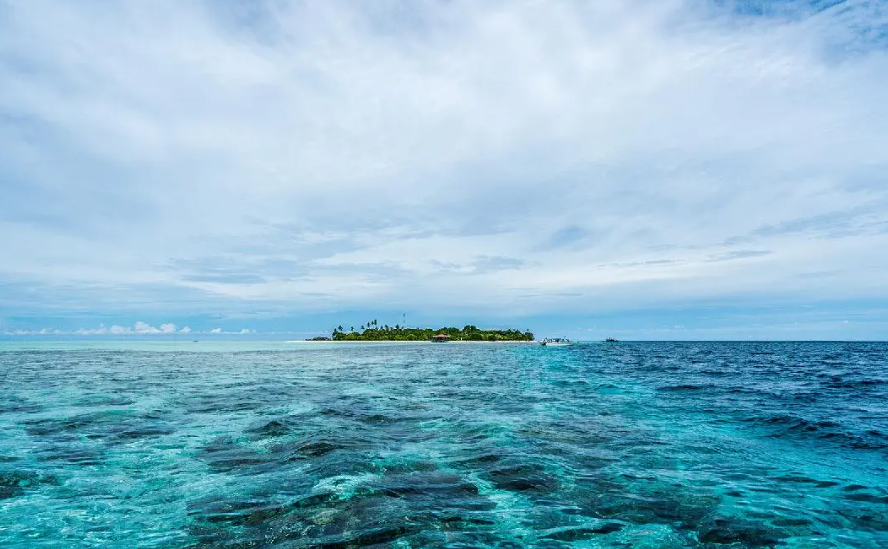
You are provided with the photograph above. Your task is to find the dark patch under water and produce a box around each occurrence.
[0,341,887,548]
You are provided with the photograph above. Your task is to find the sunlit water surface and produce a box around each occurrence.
[1,341,886,548]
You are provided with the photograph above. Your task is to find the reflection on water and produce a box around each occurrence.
[1,342,886,547]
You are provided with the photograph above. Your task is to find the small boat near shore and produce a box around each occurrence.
[540,338,571,347]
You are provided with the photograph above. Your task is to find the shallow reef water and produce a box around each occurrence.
[1,341,886,548]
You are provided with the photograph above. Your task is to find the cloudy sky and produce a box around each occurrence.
[1,0,887,339]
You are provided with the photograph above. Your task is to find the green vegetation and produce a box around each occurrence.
[331,321,533,342]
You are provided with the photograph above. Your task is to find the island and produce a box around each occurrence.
[330,322,534,342]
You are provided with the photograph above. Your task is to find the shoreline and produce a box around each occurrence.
[288,339,538,344]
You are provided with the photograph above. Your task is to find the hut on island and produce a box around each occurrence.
[430,333,451,342]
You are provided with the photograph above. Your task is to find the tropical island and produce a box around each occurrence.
[330,321,534,342]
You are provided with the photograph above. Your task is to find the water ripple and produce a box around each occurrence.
[0,342,886,548]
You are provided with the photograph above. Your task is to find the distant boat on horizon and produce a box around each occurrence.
[603,337,619,343]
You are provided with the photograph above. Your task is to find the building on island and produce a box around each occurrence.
[430,334,451,342]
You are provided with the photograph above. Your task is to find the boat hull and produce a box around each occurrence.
[540,339,571,347]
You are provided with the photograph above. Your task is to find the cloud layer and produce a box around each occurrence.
[3,322,263,336]
[1,1,887,337]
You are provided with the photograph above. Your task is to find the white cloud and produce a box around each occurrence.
[4,322,242,336]
[8,328,60,336]
[0,1,886,325]
[133,321,159,334]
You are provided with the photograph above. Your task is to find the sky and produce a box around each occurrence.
[1,0,887,340]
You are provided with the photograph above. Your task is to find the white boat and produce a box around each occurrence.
[540,338,571,346]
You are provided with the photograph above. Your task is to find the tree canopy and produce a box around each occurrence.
[331,324,533,341]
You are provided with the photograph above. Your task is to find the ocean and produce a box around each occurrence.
[1,341,886,548]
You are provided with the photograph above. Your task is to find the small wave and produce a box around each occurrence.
[843,492,888,504]
[824,378,888,390]
[483,463,558,494]
[246,419,293,438]
[657,384,712,392]
[697,516,786,548]
[542,522,624,541]
[743,414,888,449]
[0,470,62,500]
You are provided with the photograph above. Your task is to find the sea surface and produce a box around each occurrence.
[1,341,887,548]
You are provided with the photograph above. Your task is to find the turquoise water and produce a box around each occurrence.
[1,341,886,548]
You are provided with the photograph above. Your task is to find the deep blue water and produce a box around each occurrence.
[1,341,887,548]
